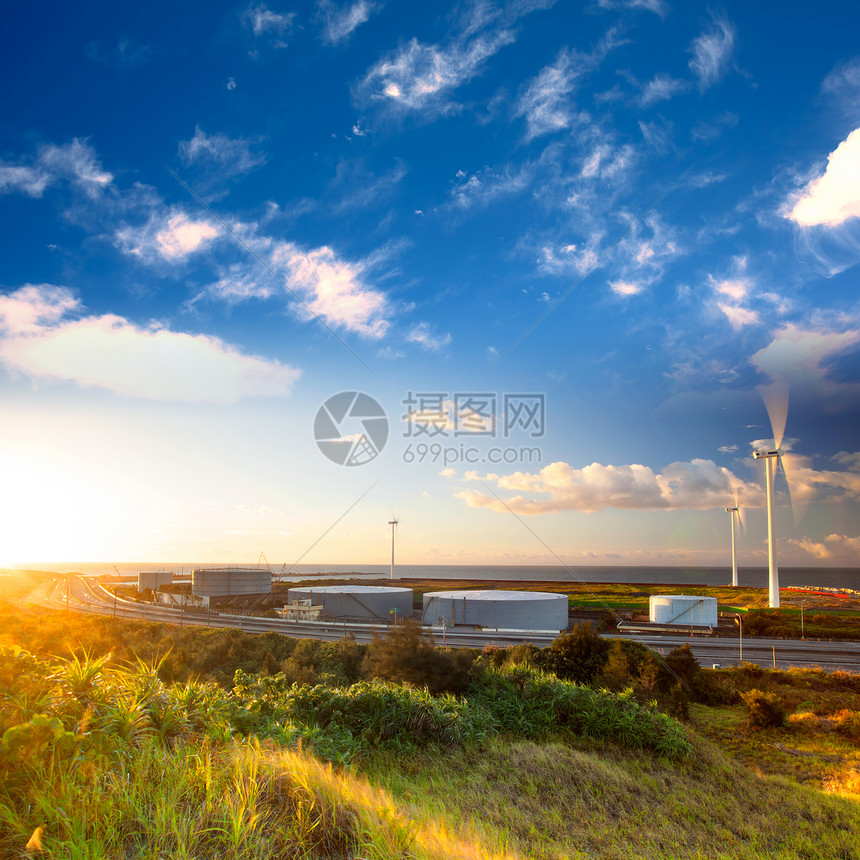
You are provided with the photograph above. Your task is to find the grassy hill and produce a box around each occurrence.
[0,598,858,858]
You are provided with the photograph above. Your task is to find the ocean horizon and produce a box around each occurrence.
[7,562,860,590]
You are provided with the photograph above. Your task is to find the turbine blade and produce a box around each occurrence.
[757,378,789,450]
[732,486,746,533]
[779,452,809,526]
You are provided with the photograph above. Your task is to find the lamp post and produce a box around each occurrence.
[725,506,739,587]
[735,613,743,664]
[800,600,806,639]
[753,449,781,608]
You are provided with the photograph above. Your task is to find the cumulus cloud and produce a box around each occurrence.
[790,533,860,560]
[455,458,761,515]
[787,127,860,227]
[688,16,735,89]
[750,323,860,406]
[178,127,266,179]
[319,0,378,45]
[0,139,112,200]
[115,210,220,262]
[0,285,300,402]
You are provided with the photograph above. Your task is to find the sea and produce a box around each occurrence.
[7,562,860,590]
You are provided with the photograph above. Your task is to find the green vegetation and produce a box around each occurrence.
[1,596,859,858]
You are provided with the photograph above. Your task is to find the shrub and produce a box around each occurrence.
[740,689,787,729]
[833,709,860,741]
[598,640,630,692]
[362,621,476,694]
[539,623,609,685]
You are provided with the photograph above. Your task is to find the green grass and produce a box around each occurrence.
[366,735,860,860]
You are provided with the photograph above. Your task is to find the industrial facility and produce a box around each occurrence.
[286,585,413,622]
[191,568,272,606]
[649,595,718,628]
[138,571,173,592]
[422,590,568,632]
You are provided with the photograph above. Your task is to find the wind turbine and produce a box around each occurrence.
[388,516,399,580]
[754,379,793,609]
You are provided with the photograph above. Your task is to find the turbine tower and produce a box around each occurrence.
[725,506,739,587]
[388,517,398,580]
[753,449,781,608]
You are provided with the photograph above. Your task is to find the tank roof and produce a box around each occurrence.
[290,584,412,594]
[424,590,565,601]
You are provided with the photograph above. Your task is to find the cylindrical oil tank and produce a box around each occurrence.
[649,595,717,626]
[422,590,568,631]
[138,571,173,591]
[192,568,272,597]
[287,585,412,621]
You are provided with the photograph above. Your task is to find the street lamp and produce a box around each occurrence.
[734,613,743,664]
[753,449,781,608]
[725,506,739,587]
[800,599,806,639]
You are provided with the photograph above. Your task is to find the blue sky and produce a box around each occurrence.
[2,0,859,568]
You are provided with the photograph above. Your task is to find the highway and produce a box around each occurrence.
[34,575,860,671]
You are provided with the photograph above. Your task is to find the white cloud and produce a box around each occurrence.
[0,285,300,402]
[178,127,266,178]
[789,535,853,560]
[688,16,735,89]
[596,0,666,15]
[640,73,688,107]
[271,242,391,337]
[359,31,515,111]
[406,321,452,351]
[449,164,532,210]
[455,458,760,515]
[718,303,760,329]
[516,50,580,139]
[115,210,221,262]
[821,59,860,119]
[710,274,751,302]
[788,127,860,227]
[609,280,643,296]
[750,323,860,405]
[319,0,378,45]
[0,139,112,200]
[357,0,555,114]
[244,4,295,36]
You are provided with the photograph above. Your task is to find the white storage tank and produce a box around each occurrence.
[191,568,272,597]
[422,590,568,632]
[649,595,717,627]
[287,585,413,621]
[138,571,173,591]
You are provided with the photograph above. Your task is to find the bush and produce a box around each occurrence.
[740,689,787,729]
[539,623,609,685]
[362,621,477,694]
